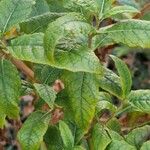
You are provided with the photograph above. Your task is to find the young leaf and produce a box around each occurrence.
[103,5,139,19]
[141,141,150,150]
[18,111,51,150]
[0,59,21,118]
[128,90,150,113]
[99,20,150,48]
[110,55,132,98]
[90,124,111,150]
[106,140,136,150]
[0,0,35,34]
[61,71,99,132]
[125,125,150,149]
[44,13,103,74]
[34,83,56,108]
[99,68,122,99]
[59,120,74,149]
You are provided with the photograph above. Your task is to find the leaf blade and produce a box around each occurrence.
[128,90,150,113]
[59,120,74,149]
[0,59,21,118]
[0,0,35,33]
[110,55,132,98]
[34,83,56,108]
[99,20,150,48]
[18,111,51,150]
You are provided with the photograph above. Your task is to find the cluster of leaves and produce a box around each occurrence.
[0,0,150,149]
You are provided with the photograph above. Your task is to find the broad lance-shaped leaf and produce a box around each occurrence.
[18,111,51,150]
[98,20,150,48]
[59,121,74,149]
[44,126,63,150]
[106,140,136,150]
[125,125,150,149]
[90,124,111,150]
[141,141,150,150]
[103,5,139,19]
[61,71,99,132]
[34,83,56,108]
[128,90,150,113]
[0,0,35,34]
[99,67,122,99]
[20,12,65,34]
[0,59,21,118]
[44,13,103,74]
[110,55,132,98]
[90,123,124,150]
[7,33,49,64]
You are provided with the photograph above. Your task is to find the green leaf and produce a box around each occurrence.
[106,140,136,150]
[20,12,65,33]
[128,90,150,113]
[7,33,49,64]
[117,0,139,9]
[103,5,139,19]
[18,111,51,150]
[0,0,35,34]
[110,55,132,98]
[108,129,123,141]
[99,68,122,99]
[64,0,100,21]
[34,65,62,85]
[140,141,150,150]
[96,100,117,114]
[106,118,121,133]
[46,0,68,12]
[44,13,103,74]
[0,113,6,128]
[92,34,115,49]
[0,59,21,118]
[59,120,74,149]
[125,125,150,149]
[90,124,111,150]
[29,0,49,17]
[61,71,99,132]
[99,20,150,48]
[34,83,57,108]
[97,92,117,114]
[74,146,86,150]
[44,126,63,150]
[98,0,114,19]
